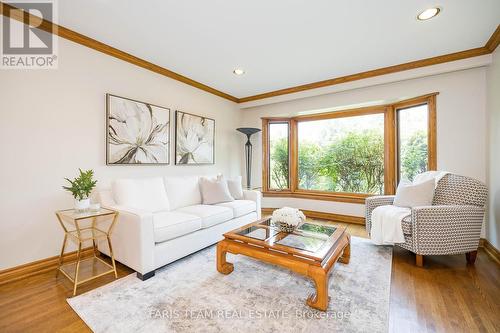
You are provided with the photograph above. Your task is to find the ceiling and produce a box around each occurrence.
[58,0,500,99]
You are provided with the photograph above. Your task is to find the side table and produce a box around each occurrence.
[55,208,119,295]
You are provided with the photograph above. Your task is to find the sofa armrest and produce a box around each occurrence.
[100,205,156,274]
[411,205,485,255]
[243,190,262,219]
[365,195,395,234]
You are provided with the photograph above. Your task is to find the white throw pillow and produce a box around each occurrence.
[112,177,170,212]
[393,179,435,208]
[199,176,234,205]
[413,170,449,187]
[163,176,202,210]
[227,176,244,199]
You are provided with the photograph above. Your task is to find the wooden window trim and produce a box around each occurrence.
[262,93,438,203]
[394,94,438,184]
[384,105,397,195]
[262,118,291,192]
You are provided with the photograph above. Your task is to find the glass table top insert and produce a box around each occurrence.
[235,218,337,253]
[236,225,279,240]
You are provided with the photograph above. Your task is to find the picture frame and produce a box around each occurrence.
[175,110,215,165]
[106,93,170,165]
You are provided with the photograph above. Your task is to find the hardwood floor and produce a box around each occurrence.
[0,222,499,333]
[0,254,131,332]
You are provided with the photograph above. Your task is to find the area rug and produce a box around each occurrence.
[68,237,392,333]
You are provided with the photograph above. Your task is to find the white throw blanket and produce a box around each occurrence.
[370,171,449,245]
[370,206,410,245]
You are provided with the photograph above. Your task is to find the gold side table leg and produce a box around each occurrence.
[91,217,99,258]
[107,236,118,278]
[56,234,68,277]
[73,242,82,296]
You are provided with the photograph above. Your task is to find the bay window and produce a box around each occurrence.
[262,93,437,203]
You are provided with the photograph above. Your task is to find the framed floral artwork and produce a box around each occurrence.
[106,94,170,165]
[175,111,215,165]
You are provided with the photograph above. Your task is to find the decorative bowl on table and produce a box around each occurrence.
[271,207,306,233]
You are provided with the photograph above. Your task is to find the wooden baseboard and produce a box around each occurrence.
[480,238,500,265]
[3,230,496,287]
[0,247,93,286]
[261,208,365,225]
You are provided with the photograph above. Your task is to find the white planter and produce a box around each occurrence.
[74,198,90,211]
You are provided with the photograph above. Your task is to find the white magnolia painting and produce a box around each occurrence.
[106,94,170,165]
[175,111,215,165]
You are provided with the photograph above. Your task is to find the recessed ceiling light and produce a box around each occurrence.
[233,68,245,75]
[417,7,441,21]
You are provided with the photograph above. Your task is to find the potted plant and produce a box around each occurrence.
[63,169,97,211]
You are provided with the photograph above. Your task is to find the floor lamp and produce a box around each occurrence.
[237,127,261,189]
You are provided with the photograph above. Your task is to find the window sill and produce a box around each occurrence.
[262,190,371,204]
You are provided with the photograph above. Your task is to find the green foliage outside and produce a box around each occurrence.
[63,169,97,200]
[269,130,428,194]
[320,130,384,193]
[400,131,428,181]
[270,138,289,189]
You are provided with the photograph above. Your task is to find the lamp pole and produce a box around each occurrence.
[236,128,261,189]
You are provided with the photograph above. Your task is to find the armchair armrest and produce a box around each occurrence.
[365,195,395,233]
[411,205,485,255]
[243,190,262,219]
[99,205,155,274]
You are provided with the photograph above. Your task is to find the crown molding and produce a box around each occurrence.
[485,24,500,53]
[239,24,499,103]
[1,3,498,105]
[239,54,492,108]
[0,2,239,102]
[238,47,491,103]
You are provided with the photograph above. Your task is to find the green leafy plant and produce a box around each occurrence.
[62,169,97,200]
[270,130,385,194]
[401,131,428,181]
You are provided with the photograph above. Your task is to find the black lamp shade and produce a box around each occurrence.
[237,127,261,137]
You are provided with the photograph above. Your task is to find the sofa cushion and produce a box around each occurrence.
[216,200,256,218]
[176,205,233,228]
[153,211,202,243]
[164,176,202,210]
[112,177,170,212]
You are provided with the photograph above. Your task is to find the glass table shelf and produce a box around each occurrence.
[59,256,115,284]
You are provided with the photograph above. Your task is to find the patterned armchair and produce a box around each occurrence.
[365,173,488,266]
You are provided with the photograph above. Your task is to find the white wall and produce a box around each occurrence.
[0,24,495,271]
[486,48,500,249]
[241,68,488,218]
[0,37,242,270]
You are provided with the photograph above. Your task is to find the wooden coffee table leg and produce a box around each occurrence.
[306,266,328,311]
[216,240,234,275]
[339,235,351,264]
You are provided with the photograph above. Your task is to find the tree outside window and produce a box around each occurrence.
[264,95,435,199]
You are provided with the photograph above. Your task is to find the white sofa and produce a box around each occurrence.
[97,175,261,280]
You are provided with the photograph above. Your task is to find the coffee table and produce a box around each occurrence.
[217,218,350,311]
